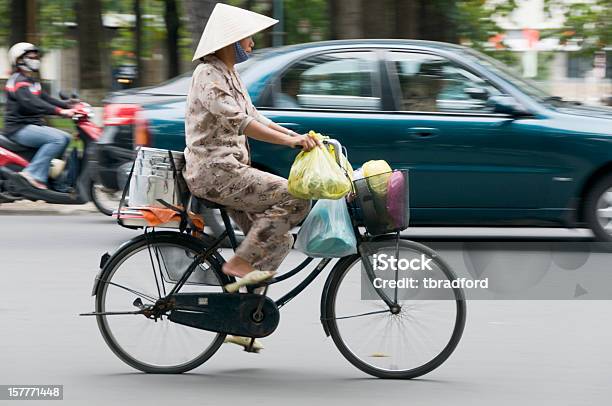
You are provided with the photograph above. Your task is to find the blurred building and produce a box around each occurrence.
[494,0,611,105]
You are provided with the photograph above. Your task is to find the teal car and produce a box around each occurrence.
[127,40,612,240]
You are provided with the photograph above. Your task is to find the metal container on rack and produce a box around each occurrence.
[128,147,185,208]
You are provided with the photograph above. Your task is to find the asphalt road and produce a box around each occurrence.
[0,214,610,406]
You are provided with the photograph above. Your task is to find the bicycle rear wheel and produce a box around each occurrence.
[95,231,229,373]
[326,239,466,379]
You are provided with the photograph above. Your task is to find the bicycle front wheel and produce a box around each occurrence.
[326,239,466,379]
[95,231,229,374]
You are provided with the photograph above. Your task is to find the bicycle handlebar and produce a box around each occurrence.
[322,138,343,166]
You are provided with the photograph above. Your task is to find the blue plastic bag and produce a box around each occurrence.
[295,198,357,258]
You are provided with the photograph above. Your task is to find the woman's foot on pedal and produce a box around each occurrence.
[223,270,275,293]
[224,335,264,353]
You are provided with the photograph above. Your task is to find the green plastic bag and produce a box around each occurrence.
[295,198,357,258]
[288,132,352,200]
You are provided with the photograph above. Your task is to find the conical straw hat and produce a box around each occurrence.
[192,3,278,61]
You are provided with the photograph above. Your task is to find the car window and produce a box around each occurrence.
[463,48,552,101]
[274,51,380,111]
[387,51,503,113]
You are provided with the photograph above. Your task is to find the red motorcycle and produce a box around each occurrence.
[0,92,102,205]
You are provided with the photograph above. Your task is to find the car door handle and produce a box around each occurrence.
[406,127,439,138]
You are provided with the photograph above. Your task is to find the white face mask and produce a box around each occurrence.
[21,57,41,72]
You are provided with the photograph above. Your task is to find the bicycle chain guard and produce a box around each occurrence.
[168,292,280,338]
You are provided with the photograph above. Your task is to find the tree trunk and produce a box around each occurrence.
[134,0,143,86]
[362,0,394,38]
[328,0,338,40]
[258,0,273,48]
[181,0,220,53]
[164,0,181,78]
[75,0,106,104]
[330,0,363,39]
[9,0,28,45]
[418,0,457,42]
[394,0,419,38]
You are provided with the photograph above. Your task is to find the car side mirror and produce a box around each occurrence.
[465,87,489,100]
[487,95,531,117]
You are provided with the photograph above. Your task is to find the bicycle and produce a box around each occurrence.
[82,139,466,379]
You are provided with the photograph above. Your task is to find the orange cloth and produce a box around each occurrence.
[141,207,204,230]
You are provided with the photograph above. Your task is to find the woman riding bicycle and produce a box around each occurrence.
[184,5,320,296]
[92,5,467,368]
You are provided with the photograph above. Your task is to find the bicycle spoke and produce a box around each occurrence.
[333,309,390,320]
[394,232,400,304]
[152,243,168,297]
[144,229,163,299]
[102,280,157,303]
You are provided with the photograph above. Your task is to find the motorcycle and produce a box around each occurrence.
[0,92,102,205]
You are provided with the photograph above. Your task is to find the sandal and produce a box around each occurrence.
[19,172,48,190]
[224,335,264,353]
[223,270,275,293]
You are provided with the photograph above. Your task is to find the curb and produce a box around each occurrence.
[0,200,100,215]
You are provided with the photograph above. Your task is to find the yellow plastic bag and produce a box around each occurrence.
[288,131,352,200]
[363,160,392,195]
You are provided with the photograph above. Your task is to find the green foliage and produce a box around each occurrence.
[104,0,177,67]
[283,0,329,44]
[454,0,517,64]
[0,0,77,49]
[0,0,8,46]
[227,0,329,47]
[0,0,187,67]
[553,0,611,54]
[38,0,76,49]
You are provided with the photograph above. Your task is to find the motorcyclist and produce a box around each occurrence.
[3,42,76,190]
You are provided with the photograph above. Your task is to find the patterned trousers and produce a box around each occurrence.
[200,166,310,272]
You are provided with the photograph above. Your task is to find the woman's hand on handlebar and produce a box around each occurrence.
[289,133,322,151]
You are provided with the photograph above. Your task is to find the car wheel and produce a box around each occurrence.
[584,174,612,242]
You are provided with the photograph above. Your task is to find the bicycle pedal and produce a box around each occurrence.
[247,282,273,295]
[224,335,264,353]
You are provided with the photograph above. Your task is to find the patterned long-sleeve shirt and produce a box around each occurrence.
[183,54,272,196]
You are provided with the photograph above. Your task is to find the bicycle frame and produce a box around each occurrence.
[165,201,396,311]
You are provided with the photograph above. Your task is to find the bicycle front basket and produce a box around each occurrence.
[353,169,409,236]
